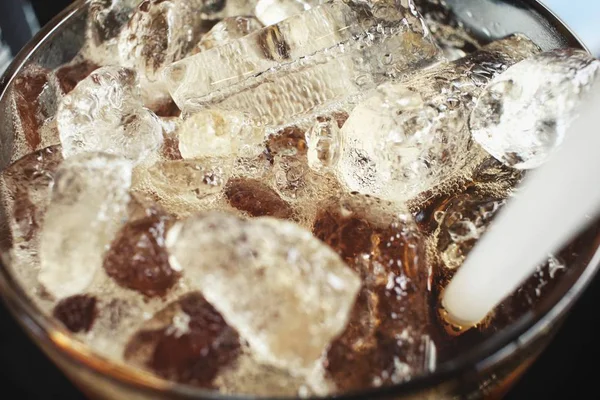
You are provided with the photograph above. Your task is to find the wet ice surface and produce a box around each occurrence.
[56,66,163,163]
[166,212,361,375]
[164,0,441,126]
[471,49,600,169]
[337,34,540,202]
[38,153,133,299]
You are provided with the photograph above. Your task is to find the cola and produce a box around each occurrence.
[1,0,599,397]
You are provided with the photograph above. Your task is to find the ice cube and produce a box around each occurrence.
[337,34,540,202]
[118,0,208,83]
[1,145,63,243]
[195,16,263,53]
[87,0,141,49]
[124,291,241,387]
[132,158,231,216]
[38,153,133,299]
[470,48,600,169]
[306,117,342,173]
[255,0,323,26]
[10,65,54,152]
[311,194,434,390]
[166,212,361,374]
[163,0,441,126]
[266,126,333,202]
[148,159,230,198]
[56,66,163,163]
[103,211,179,297]
[177,109,264,160]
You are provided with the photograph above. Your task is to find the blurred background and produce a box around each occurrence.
[0,0,599,399]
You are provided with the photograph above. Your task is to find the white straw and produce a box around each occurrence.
[442,85,600,327]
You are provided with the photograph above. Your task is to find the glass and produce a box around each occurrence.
[0,1,597,399]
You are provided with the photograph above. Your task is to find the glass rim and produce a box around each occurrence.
[0,0,596,399]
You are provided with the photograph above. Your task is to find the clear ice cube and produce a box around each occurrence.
[1,145,63,243]
[195,16,263,53]
[337,34,540,202]
[38,153,133,299]
[265,125,340,204]
[255,0,323,26]
[118,0,206,83]
[166,212,361,374]
[87,0,141,49]
[470,48,600,169]
[163,0,441,126]
[177,109,264,160]
[56,66,164,163]
[132,158,231,216]
[306,118,342,173]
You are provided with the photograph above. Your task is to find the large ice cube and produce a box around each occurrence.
[470,48,600,169]
[38,153,133,299]
[118,0,206,83]
[337,34,540,202]
[166,212,361,374]
[163,0,441,126]
[56,66,163,163]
